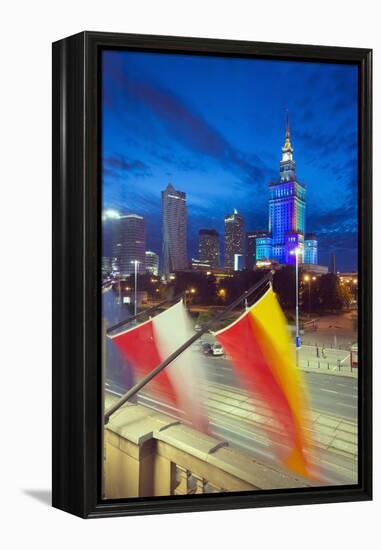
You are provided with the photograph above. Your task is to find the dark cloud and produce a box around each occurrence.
[103,155,152,177]
[105,61,271,187]
[102,53,358,271]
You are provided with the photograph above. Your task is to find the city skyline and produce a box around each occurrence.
[102,50,358,271]
[102,124,318,273]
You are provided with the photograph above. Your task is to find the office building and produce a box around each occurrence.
[199,229,220,268]
[145,251,159,276]
[161,183,188,275]
[224,209,244,270]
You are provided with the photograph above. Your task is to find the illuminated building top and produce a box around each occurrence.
[269,113,306,265]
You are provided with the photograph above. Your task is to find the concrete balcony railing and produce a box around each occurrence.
[103,393,309,499]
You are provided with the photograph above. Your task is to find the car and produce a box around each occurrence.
[211,343,224,356]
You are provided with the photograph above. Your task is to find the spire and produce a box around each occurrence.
[285,109,290,140]
[282,110,293,156]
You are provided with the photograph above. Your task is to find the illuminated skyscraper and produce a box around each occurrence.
[199,229,220,268]
[304,233,318,265]
[102,209,122,273]
[224,209,244,270]
[162,183,188,275]
[145,250,159,276]
[269,113,306,264]
[118,214,146,275]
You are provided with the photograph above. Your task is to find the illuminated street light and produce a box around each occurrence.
[304,274,314,317]
[131,260,140,317]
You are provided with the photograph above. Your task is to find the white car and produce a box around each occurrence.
[211,343,224,356]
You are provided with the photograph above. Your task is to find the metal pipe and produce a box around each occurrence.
[104,272,272,424]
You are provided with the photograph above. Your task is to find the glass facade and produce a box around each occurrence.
[269,118,306,264]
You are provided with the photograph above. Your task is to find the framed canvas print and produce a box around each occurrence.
[52,32,372,518]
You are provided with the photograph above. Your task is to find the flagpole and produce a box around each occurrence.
[104,271,272,424]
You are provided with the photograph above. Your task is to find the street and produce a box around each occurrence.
[106,351,358,486]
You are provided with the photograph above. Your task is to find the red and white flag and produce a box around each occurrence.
[109,300,208,432]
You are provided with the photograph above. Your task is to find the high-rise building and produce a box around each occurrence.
[304,233,318,265]
[102,209,122,273]
[102,256,112,276]
[256,234,273,261]
[246,231,268,269]
[145,250,159,276]
[199,229,220,268]
[118,214,146,275]
[161,183,188,275]
[269,114,306,264]
[224,209,244,270]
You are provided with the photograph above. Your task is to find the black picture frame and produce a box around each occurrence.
[52,31,372,519]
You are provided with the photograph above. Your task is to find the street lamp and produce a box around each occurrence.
[304,274,311,318]
[131,260,140,317]
[291,247,303,352]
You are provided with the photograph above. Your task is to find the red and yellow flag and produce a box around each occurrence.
[215,287,314,479]
[109,300,209,432]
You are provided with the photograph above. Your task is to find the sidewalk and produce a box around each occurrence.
[297,362,358,378]
[298,344,357,378]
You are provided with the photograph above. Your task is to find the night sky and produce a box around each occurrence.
[102,50,358,271]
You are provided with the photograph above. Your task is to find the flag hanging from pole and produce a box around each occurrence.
[214,286,315,479]
[109,300,208,432]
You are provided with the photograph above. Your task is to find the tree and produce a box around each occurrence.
[316,273,346,312]
[273,266,296,310]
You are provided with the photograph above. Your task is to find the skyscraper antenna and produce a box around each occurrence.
[286,109,290,139]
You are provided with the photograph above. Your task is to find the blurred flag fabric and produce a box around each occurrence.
[215,287,315,479]
[109,300,208,432]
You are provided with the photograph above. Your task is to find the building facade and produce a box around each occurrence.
[199,229,220,268]
[269,114,306,264]
[118,214,146,275]
[145,250,159,276]
[102,210,123,274]
[246,231,268,269]
[304,233,318,265]
[191,258,212,271]
[161,183,188,276]
[224,209,244,270]
[256,234,272,261]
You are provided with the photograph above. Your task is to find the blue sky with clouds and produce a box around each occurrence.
[102,50,358,271]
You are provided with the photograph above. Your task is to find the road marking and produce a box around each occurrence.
[337,402,357,409]
[320,389,338,394]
